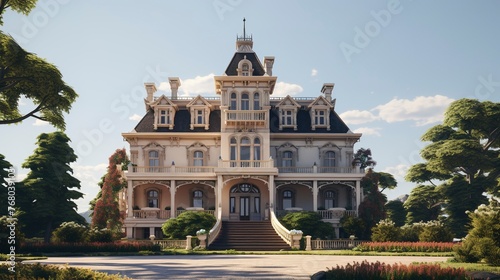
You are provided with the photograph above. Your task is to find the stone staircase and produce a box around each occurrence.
[209,221,290,251]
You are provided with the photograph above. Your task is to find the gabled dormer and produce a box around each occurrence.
[150,95,178,130]
[308,96,334,131]
[186,95,213,130]
[276,95,301,131]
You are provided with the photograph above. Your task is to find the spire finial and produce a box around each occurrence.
[243,17,246,39]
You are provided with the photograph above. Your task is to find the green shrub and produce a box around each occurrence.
[340,216,365,239]
[280,211,334,239]
[162,211,216,239]
[370,219,400,242]
[0,262,131,279]
[19,241,160,253]
[400,223,423,242]
[418,220,453,242]
[86,228,115,243]
[51,222,88,243]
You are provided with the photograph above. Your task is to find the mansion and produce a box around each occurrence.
[120,27,365,245]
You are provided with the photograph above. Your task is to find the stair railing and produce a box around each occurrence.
[208,206,222,246]
[270,210,292,246]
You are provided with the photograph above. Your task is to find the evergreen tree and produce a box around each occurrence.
[385,200,406,227]
[404,185,442,224]
[19,132,85,242]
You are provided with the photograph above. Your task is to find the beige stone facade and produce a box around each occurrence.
[120,31,365,240]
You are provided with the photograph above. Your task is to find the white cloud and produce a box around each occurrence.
[382,164,410,180]
[339,110,379,125]
[353,127,382,137]
[33,119,49,126]
[374,95,455,126]
[272,81,303,97]
[71,163,107,212]
[159,73,216,97]
[129,114,142,121]
[311,68,318,77]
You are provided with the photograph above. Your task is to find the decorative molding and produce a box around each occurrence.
[169,137,180,147]
[132,180,170,187]
[318,181,355,189]
[176,180,216,189]
[275,181,313,190]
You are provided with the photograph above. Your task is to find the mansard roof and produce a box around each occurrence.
[134,109,221,133]
[269,108,350,133]
[224,52,266,76]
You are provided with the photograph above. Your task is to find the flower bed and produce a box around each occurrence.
[19,241,161,254]
[355,242,456,252]
[324,261,469,280]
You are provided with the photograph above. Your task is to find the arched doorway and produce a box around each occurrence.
[229,183,261,221]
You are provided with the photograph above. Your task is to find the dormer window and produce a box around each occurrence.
[151,95,177,130]
[187,95,212,130]
[276,96,300,131]
[242,63,249,76]
[308,96,333,131]
[159,109,169,124]
[314,110,326,126]
[237,57,253,76]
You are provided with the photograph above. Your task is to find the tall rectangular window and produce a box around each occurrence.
[196,110,203,124]
[315,110,325,125]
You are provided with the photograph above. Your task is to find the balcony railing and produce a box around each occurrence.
[275,209,357,219]
[218,159,274,168]
[132,209,215,219]
[224,110,268,126]
[277,166,358,174]
[129,166,215,174]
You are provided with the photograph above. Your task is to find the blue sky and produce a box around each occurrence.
[2,1,500,212]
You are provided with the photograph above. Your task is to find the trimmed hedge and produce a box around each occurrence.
[0,263,131,279]
[19,242,160,254]
[355,242,456,252]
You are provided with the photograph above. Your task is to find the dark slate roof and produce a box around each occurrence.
[134,109,221,133]
[224,52,266,76]
[269,108,350,133]
[134,108,350,134]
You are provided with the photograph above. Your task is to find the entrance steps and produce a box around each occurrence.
[209,221,290,251]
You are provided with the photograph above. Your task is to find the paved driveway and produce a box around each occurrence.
[27,255,449,279]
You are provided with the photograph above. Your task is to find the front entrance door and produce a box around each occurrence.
[240,197,250,220]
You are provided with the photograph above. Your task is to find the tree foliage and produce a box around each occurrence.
[371,219,401,242]
[404,185,442,224]
[91,149,128,233]
[280,211,335,239]
[0,154,13,216]
[353,148,376,169]
[0,0,37,25]
[18,132,85,242]
[385,200,406,227]
[406,99,500,236]
[161,211,216,239]
[0,31,78,129]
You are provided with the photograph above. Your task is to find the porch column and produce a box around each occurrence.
[217,175,223,218]
[355,180,361,214]
[313,180,318,211]
[127,180,133,218]
[126,227,133,239]
[269,175,275,211]
[170,180,176,218]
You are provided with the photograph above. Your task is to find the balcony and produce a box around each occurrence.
[218,159,274,168]
[224,109,268,127]
[277,166,361,174]
[132,209,215,219]
[129,166,215,174]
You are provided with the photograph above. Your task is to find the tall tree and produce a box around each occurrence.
[0,31,78,129]
[19,132,85,242]
[0,0,37,25]
[406,99,500,236]
[385,199,406,227]
[91,149,128,233]
[404,185,442,224]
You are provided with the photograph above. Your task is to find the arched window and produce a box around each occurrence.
[147,190,159,208]
[240,137,251,166]
[282,151,293,167]
[283,190,293,209]
[324,151,336,167]
[230,92,237,109]
[254,138,261,161]
[230,137,237,164]
[241,93,249,110]
[253,92,260,110]
[242,63,249,76]
[148,150,160,172]
[193,190,203,208]
[193,151,203,166]
[324,190,336,209]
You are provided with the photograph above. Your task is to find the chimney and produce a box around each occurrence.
[144,82,157,103]
[321,83,335,102]
[264,56,275,76]
[168,77,181,100]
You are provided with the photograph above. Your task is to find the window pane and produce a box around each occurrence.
[254,92,260,110]
[254,197,260,213]
[230,197,235,213]
[241,93,249,110]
